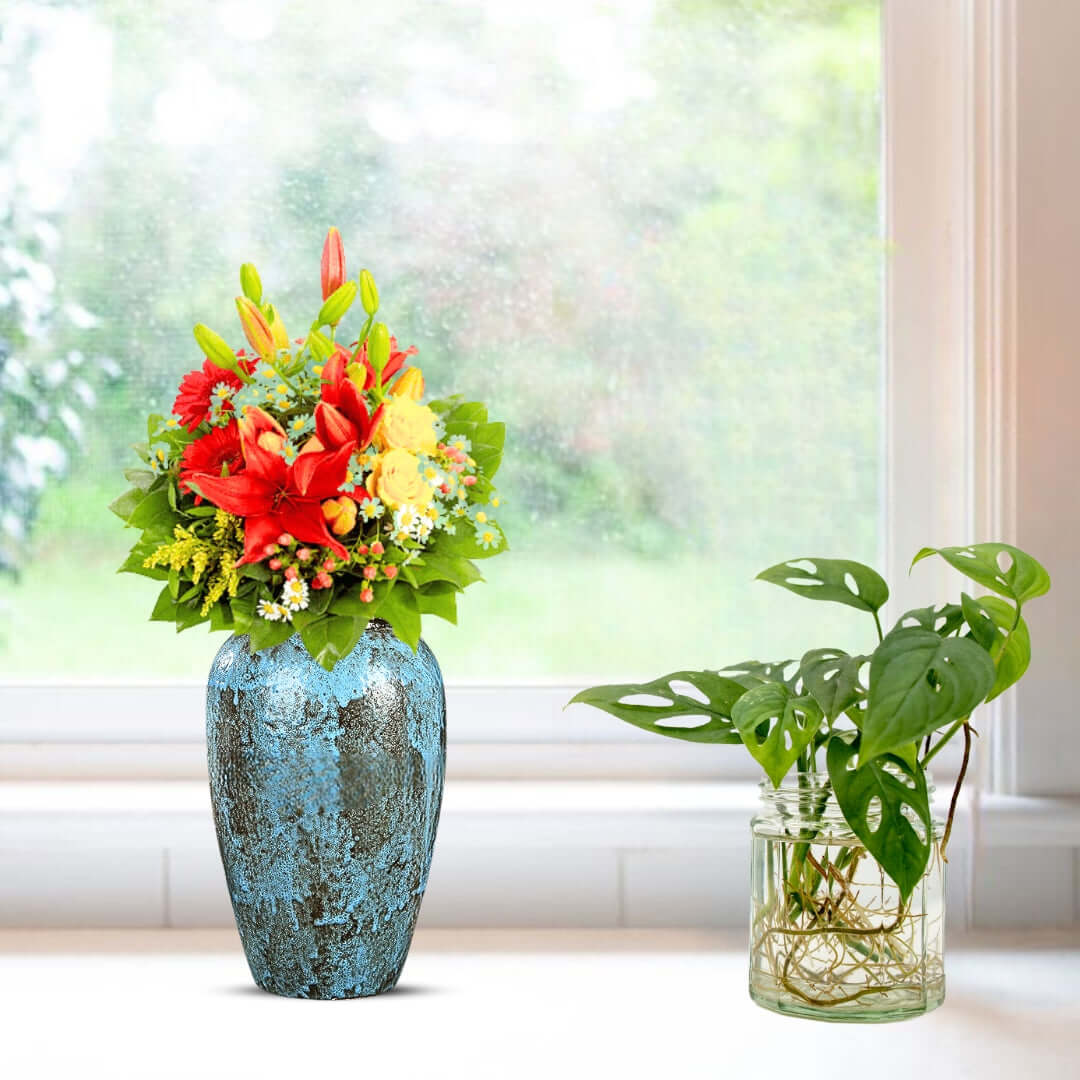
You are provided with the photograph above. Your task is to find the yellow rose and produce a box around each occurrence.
[366,449,433,509]
[375,397,438,453]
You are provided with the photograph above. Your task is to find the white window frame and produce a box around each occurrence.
[0,0,1064,794]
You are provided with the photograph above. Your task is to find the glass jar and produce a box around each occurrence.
[749,774,945,1023]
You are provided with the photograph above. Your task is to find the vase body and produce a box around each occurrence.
[205,621,446,999]
[749,777,945,1023]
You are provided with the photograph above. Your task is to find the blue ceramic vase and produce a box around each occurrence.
[205,620,446,999]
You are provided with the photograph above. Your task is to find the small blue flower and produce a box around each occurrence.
[359,496,384,522]
[474,523,500,551]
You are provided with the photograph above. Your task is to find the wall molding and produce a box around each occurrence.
[1,780,1077,931]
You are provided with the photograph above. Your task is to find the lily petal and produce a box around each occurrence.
[290,441,355,499]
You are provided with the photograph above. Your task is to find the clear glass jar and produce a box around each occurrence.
[749,774,945,1023]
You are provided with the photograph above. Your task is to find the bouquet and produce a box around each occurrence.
[111,228,507,669]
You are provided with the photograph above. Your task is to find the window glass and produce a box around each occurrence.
[0,0,881,679]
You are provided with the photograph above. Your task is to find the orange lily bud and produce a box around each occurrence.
[235,297,274,358]
[265,304,289,351]
[390,366,424,400]
[320,227,346,301]
[321,495,358,536]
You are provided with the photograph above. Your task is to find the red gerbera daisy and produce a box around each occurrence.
[179,422,244,500]
[171,352,256,431]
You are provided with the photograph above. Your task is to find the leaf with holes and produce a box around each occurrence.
[756,557,888,614]
[731,682,824,787]
[912,543,1051,607]
[893,603,965,638]
[799,648,866,721]
[960,592,1000,651]
[963,594,1031,702]
[567,671,747,744]
[720,659,800,690]
[827,733,933,901]
[860,628,995,763]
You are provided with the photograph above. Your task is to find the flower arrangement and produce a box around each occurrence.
[571,544,1049,1018]
[111,228,507,669]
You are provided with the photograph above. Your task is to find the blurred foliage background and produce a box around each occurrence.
[0,0,882,678]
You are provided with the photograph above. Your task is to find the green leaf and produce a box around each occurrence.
[965,594,1031,702]
[127,488,173,532]
[427,394,463,416]
[893,603,965,637]
[470,421,506,478]
[230,590,256,632]
[150,586,179,622]
[208,602,234,632]
[378,585,422,651]
[416,583,458,625]
[720,659,800,690]
[860,628,996,763]
[407,549,483,589]
[568,670,747,745]
[330,582,383,617]
[960,592,999,650]
[799,648,866,721]
[248,616,295,652]
[440,520,507,560]
[731,683,824,786]
[124,468,157,491]
[827,734,933,901]
[756,557,888,614]
[299,614,369,670]
[912,543,1050,607]
[109,488,145,522]
[446,401,488,425]
[117,538,168,580]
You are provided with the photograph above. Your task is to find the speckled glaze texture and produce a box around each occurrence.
[205,620,446,999]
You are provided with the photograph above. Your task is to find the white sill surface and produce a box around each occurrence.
[2,929,1078,1079]
[3,778,1080,848]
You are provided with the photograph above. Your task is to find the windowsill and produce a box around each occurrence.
[3,778,1080,849]
[3,780,1078,932]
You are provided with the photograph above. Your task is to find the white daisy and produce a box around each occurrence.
[257,599,288,622]
[280,578,310,612]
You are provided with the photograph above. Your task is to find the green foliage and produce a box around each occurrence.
[731,682,824,787]
[859,629,995,764]
[827,734,932,901]
[567,671,746,745]
[798,647,865,721]
[572,539,1049,898]
[912,543,1051,607]
[756,557,888,615]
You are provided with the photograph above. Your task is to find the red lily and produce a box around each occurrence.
[319,346,384,448]
[187,407,355,564]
